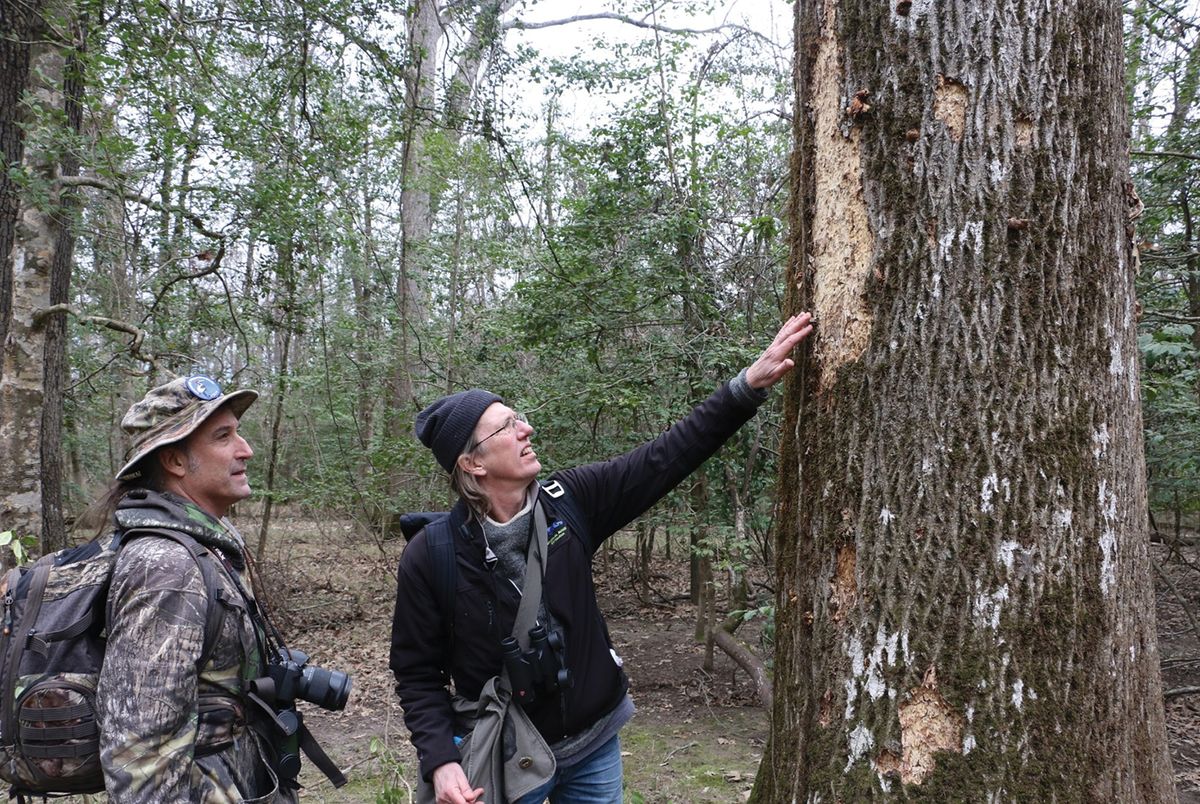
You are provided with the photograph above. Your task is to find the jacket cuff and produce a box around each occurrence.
[729,367,769,408]
[420,745,464,783]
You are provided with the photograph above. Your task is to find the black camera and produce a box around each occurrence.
[500,623,573,706]
[256,648,352,712]
[251,649,353,783]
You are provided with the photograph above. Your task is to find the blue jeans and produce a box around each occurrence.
[512,735,623,804]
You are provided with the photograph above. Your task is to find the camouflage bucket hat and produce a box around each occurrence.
[115,376,257,481]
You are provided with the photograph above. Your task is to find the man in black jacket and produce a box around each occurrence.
[390,313,813,804]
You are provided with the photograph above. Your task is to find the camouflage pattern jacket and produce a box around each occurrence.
[96,489,291,803]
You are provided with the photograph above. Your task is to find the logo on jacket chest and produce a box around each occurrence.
[547,518,568,547]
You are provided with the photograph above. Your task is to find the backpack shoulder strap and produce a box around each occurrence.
[540,478,584,539]
[420,517,458,646]
[119,528,228,671]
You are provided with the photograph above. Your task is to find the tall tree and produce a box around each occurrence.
[757,0,1176,799]
[0,0,83,551]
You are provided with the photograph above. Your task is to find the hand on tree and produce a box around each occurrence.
[745,312,815,389]
[433,762,484,804]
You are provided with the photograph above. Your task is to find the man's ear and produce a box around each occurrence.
[457,453,485,477]
[158,446,188,479]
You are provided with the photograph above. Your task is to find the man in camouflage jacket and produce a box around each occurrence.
[95,376,294,803]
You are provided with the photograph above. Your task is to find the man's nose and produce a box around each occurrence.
[236,434,254,459]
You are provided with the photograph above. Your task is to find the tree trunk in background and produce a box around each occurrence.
[0,1,33,369]
[756,0,1176,800]
[257,243,296,562]
[382,0,519,533]
[0,2,81,551]
[380,0,440,537]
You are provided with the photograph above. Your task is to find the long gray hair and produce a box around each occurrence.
[449,433,491,518]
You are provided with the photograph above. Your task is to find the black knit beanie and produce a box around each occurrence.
[415,389,503,472]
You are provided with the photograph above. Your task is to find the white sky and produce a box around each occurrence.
[501,0,794,135]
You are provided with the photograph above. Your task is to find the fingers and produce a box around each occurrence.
[433,763,483,804]
[745,312,814,389]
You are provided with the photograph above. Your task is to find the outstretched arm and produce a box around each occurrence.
[556,311,816,546]
[745,312,814,389]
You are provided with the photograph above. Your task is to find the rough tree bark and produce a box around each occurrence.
[755,0,1177,800]
[0,1,81,551]
[0,0,33,369]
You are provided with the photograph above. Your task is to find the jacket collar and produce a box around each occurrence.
[113,488,247,570]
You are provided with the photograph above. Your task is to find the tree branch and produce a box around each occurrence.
[711,629,773,711]
[54,174,227,239]
[1133,149,1200,162]
[33,304,145,347]
[506,12,777,47]
[31,304,158,373]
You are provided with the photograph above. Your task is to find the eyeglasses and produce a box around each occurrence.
[185,375,223,401]
[477,412,528,447]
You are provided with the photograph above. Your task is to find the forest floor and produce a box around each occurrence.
[248,511,1200,803]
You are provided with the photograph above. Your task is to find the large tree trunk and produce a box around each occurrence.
[0,0,34,370]
[0,2,81,550]
[757,0,1176,800]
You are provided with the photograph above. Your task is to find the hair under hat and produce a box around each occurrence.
[415,389,503,472]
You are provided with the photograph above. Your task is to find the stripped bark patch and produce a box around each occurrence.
[830,544,857,624]
[933,75,968,142]
[818,687,834,727]
[875,747,902,779]
[898,667,963,785]
[1015,116,1034,149]
[811,0,873,377]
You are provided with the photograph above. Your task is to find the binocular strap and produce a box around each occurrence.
[511,501,550,652]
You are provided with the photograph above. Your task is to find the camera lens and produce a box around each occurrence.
[297,665,353,711]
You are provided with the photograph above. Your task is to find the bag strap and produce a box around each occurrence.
[422,518,458,648]
[512,502,548,648]
[119,528,228,671]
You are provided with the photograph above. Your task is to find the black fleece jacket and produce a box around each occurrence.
[389,380,762,782]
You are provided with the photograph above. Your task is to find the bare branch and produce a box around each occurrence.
[1133,149,1200,161]
[506,12,776,47]
[54,174,227,239]
[1164,686,1200,700]
[145,242,228,319]
[1141,0,1200,34]
[1153,561,1200,655]
[32,304,158,373]
[33,304,145,346]
[711,629,773,710]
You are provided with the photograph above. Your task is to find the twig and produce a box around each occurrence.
[1164,686,1200,701]
[661,741,698,766]
[506,12,776,48]
[1153,561,1200,649]
[1132,149,1200,162]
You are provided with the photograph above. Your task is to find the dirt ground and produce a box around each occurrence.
[1155,539,1200,804]
[255,513,1200,802]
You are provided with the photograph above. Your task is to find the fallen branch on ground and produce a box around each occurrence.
[711,629,773,712]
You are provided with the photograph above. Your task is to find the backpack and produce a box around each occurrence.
[0,528,225,797]
[398,480,582,640]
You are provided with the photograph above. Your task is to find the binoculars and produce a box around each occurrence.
[500,624,573,706]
